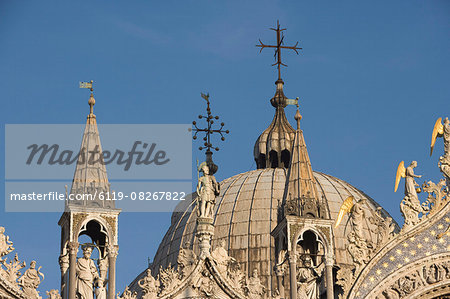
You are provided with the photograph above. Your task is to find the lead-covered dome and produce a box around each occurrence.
[149,168,399,294]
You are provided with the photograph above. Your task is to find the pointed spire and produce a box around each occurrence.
[69,93,114,209]
[283,108,322,218]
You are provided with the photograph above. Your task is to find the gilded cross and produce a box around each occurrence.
[256,20,302,80]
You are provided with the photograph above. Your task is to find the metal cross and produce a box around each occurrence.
[192,93,229,152]
[256,20,302,81]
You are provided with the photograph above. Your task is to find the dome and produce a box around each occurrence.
[148,168,399,295]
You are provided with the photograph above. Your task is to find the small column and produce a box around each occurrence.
[288,252,297,299]
[325,253,334,299]
[107,245,119,299]
[196,217,214,258]
[59,253,69,299]
[68,241,79,299]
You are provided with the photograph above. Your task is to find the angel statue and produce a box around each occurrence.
[430,117,450,181]
[335,196,367,242]
[395,161,424,227]
[196,162,220,218]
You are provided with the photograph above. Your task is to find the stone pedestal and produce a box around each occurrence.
[196,217,214,257]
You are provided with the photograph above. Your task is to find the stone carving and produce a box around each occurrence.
[422,179,448,216]
[76,245,99,299]
[177,242,196,278]
[58,253,69,275]
[0,227,14,258]
[1,253,26,283]
[227,259,245,291]
[296,256,322,299]
[245,269,265,299]
[119,286,137,299]
[138,269,160,298]
[211,239,235,275]
[430,117,450,182]
[336,266,354,299]
[95,277,107,299]
[396,161,425,229]
[376,262,450,298]
[347,232,371,275]
[193,269,216,296]
[196,162,220,218]
[46,289,62,299]
[368,207,396,249]
[158,264,180,295]
[18,260,44,299]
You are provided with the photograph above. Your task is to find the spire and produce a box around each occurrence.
[283,107,322,218]
[68,91,114,209]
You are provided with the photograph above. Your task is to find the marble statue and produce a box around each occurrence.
[347,232,370,274]
[76,245,99,299]
[18,260,44,299]
[196,162,220,218]
[138,269,160,298]
[431,117,450,182]
[350,198,366,242]
[0,227,14,258]
[296,257,321,299]
[211,239,235,275]
[395,161,424,228]
[245,269,265,299]
[368,207,396,248]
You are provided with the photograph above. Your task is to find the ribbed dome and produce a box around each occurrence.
[148,168,399,295]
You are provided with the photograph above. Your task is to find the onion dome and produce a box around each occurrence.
[254,80,295,169]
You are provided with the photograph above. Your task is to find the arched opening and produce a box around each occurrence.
[269,150,279,168]
[78,220,108,257]
[256,153,266,169]
[281,149,290,168]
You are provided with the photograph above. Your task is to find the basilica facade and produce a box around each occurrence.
[1,35,450,299]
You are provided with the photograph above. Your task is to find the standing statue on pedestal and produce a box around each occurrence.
[76,245,99,299]
[196,162,220,218]
[395,161,424,228]
[431,117,450,183]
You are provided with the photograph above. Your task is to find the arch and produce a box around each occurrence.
[280,149,290,168]
[292,226,332,257]
[269,150,279,168]
[76,218,112,257]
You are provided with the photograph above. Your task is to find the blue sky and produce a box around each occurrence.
[1,0,449,294]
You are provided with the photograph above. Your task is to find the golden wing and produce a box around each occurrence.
[394,161,406,192]
[430,117,444,156]
[334,196,354,228]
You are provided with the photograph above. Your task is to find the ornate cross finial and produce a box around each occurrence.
[192,93,229,152]
[192,93,229,174]
[256,20,302,81]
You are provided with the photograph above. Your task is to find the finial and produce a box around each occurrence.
[295,105,302,130]
[80,80,95,115]
[192,92,229,174]
[256,20,302,81]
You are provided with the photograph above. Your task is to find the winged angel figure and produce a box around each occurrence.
[430,117,450,181]
[395,161,425,227]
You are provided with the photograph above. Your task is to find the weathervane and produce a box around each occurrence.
[79,80,95,115]
[256,20,302,81]
[192,92,229,174]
